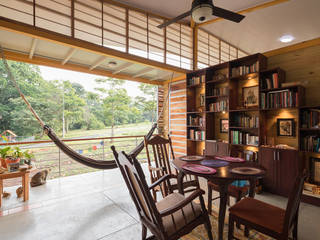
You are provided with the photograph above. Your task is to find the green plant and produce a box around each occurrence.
[23,150,34,160]
[0,146,11,159]
[6,147,24,159]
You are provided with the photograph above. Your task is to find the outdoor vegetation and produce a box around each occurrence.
[0,60,158,181]
[0,60,157,139]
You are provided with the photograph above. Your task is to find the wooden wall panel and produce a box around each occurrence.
[169,79,187,156]
[268,45,320,106]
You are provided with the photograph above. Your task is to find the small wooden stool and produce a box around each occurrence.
[0,170,30,207]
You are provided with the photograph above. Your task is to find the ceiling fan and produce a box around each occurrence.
[158,0,245,29]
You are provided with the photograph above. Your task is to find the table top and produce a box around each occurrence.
[0,169,31,179]
[172,156,266,180]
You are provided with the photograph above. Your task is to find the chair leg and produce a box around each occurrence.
[228,214,235,240]
[142,224,147,240]
[204,214,214,240]
[293,215,298,240]
[207,183,212,215]
[235,196,241,229]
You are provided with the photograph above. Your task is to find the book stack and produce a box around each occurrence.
[189,129,205,140]
[231,61,259,77]
[261,73,280,90]
[208,100,228,112]
[231,130,259,146]
[260,89,299,109]
[301,136,320,152]
[207,87,228,97]
[187,75,205,86]
[301,109,320,128]
[188,115,204,126]
[233,114,259,128]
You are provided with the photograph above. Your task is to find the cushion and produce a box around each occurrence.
[229,197,286,234]
[156,192,202,236]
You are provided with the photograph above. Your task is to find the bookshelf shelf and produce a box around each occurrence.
[260,85,302,93]
[187,83,205,88]
[229,127,258,130]
[187,139,205,142]
[206,95,228,99]
[300,128,320,131]
[187,125,205,128]
[229,108,259,112]
[230,72,259,81]
[231,143,259,147]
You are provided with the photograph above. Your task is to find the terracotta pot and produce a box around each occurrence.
[0,157,7,168]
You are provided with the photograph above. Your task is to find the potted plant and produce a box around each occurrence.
[22,150,34,166]
[0,146,11,168]
[6,147,23,172]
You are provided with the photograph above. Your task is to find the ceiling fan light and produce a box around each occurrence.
[192,4,213,23]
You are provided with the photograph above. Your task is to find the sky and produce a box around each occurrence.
[39,66,146,98]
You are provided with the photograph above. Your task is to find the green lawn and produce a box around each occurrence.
[59,122,154,139]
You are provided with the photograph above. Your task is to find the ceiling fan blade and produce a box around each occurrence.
[212,6,245,23]
[158,10,192,29]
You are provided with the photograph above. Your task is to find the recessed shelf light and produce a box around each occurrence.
[279,35,295,43]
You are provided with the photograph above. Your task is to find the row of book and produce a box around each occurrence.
[301,136,320,152]
[231,61,259,77]
[208,100,228,112]
[260,90,299,109]
[189,130,205,141]
[232,115,259,128]
[261,73,280,90]
[188,116,204,126]
[301,109,320,129]
[187,75,205,86]
[207,87,228,97]
[230,130,259,146]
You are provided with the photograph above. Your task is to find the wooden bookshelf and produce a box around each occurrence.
[185,52,320,205]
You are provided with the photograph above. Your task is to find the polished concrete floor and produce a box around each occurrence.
[0,165,319,240]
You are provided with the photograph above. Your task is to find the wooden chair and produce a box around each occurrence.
[111,146,213,240]
[207,146,250,215]
[144,134,199,200]
[228,171,307,240]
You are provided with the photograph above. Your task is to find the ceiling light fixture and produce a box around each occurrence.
[191,0,213,23]
[279,35,295,43]
[107,61,117,68]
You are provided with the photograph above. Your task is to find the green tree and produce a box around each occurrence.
[0,61,62,136]
[62,80,85,132]
[95,77,131,139]
[137,83,158,122]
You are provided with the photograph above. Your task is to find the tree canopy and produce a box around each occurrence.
[0,61,158,138]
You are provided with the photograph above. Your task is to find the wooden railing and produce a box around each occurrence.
[0,135,149,179]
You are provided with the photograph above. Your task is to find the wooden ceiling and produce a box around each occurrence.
[120,0,320,54]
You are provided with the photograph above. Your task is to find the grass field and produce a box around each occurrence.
[63,122,154,139]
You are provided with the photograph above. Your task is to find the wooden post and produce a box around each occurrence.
[22,172,30,201]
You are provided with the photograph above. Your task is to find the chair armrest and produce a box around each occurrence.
[148,174,176,190]
[159,189,205,217]
[148,166,165,172]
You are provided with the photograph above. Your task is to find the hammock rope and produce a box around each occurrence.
[0,45,171,169]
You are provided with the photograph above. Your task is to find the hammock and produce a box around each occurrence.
[0,46,166,170]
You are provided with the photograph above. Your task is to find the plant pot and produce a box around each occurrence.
[6,157,20,172]
[0,157,7,168]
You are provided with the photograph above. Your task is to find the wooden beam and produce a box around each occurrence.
[29,38,38,59]
[133,67,154,78]
[112,62,134,74]
[62,48,76,65]
[90,56,107,70]
[0,17,187,74]
[1,49,162,85]
[264,37,320,57]
[197,0,290,27]
[151,72,173,81]
[164,74,186,84]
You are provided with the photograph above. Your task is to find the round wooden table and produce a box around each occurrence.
[172,156,266,240]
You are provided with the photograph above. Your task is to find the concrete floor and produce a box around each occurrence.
[0,165,319,240]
